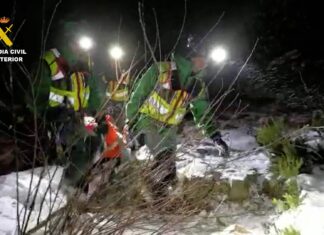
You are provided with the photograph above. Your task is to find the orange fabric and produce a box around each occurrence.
[102,115,122,159]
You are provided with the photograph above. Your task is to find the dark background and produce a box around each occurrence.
[1,0,324,175]
[1,0,324,109]
[1,0,323,66]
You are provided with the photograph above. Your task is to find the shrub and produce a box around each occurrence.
[271,142,304,212]
[272,141,303,178]
[180,179,229,213]
[279,226,301,235]
[272,179,304,212]
[256,119,284,150]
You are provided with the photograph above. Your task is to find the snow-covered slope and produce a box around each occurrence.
[270,166,324,235]
[176,147,270,181]
[1,125,323,235]
[137,126,270,182]
[0,166,66,234]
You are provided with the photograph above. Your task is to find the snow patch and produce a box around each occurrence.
[271,166,324,235]
[176,150,270,181]
[135,127,270,182]
[135,145,153,161]
[0,166,66,234]
[222,127,258,151]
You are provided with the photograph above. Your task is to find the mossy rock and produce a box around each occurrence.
[228,180,250,202]
[256,118,285,151]
[262,178,285,198]
[181,178,230,211]
[182,177,256,204]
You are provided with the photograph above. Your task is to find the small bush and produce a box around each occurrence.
[256,119,284,150]
[263,179,286,198]
[272,179,303,212]
[180,179,229,213]
[272,141,303,178]
[279,226,301,235]
[271,142,304,212]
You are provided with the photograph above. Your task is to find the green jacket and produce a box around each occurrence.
[126,55,218,137]
[29,47,104,120]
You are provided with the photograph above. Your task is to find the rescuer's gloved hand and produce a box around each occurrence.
[211,132,229,157]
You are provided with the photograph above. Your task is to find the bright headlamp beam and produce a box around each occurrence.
[210,47,227,63]
[109,46,124,60]
[79,36,93,51]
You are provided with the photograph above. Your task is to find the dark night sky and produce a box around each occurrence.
[1,0,323,68]
[1,0,324,122]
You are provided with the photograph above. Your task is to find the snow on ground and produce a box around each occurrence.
[177,127,270,181]
[123,199,273,235]
[133,126,324,234]
[131,127,274,234]
[0,166,66,234]
[270,166,324,235]
[1,126,323,235]
[176,148,270,181]
[221,127,258,152]
[136,127,270,182]
[179,126,270,181]
[122,165,324,235]
[178,197,273,235]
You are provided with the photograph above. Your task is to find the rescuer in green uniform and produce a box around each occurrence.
[29,22,104,189]
[125,53,228,199]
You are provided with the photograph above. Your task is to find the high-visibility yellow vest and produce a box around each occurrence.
[139,62,189,125]
[106,80,129,102]
[43,48,90,111]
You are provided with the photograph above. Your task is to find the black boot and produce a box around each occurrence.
[211,132,229,157]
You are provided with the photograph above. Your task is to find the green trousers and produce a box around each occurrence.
[135,116,178,198]
[135,116,178,155]
[59,118,101,188]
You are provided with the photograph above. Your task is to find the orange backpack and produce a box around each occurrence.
[102,115,122,159]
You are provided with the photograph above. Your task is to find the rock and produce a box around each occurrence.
[287,114,311,127]
[221,128,258,151]
[262,178,285,198]
[228,180,250,202]
[135,145,152,161]
[199,210,208,217]
[292,129,324,167]
[213,224,252,235]
[196,145,222,156]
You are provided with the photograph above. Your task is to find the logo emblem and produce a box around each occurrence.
[0,17,13,47]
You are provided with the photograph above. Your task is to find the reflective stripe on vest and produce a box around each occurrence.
[139,62,188,125]
[139,90,188,125]
[107,80,129,102]
[68,97,74,105]
[107,90,129,101]
[48,87,68,108]
[69,72,90,111]
[49,91,64,104]
[52,70,65,81]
